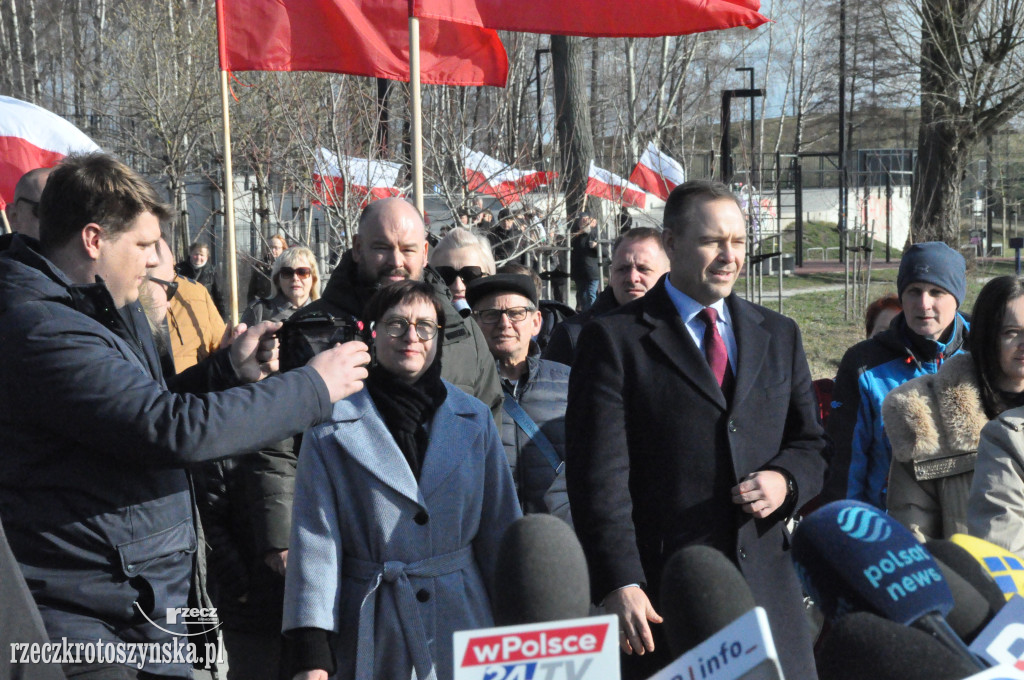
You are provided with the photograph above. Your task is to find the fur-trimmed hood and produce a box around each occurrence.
[883,353,987,467]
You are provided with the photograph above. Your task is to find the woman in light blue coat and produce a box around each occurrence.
[283,280,522,680]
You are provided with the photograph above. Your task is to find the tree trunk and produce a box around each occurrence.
[910,107,974,245]
[26,0,40,103]
[8,0,26,99]
[551,35,595,222]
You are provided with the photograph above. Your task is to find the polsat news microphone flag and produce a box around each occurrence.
[412,0,768,37]
[0,95,100,212]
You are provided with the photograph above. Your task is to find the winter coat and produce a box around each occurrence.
[176,259,225,315]
[883,354,988,540]
[824,312,970,509]
[168,275,225,372]
[0,235,333,676]
[570,230,599,281]
[542,286,618,367]
[498,350,570,513]
[199,294,305,632]
[968,407,1024,559]
[290,250,502,420]
[282,384,522,680]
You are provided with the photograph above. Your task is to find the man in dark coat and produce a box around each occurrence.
[544,227,668,366]
[566,180,826,680]
[0,152,369,678]
[176,241,225,315]
[569,211,600,311]
[291,197,502,419]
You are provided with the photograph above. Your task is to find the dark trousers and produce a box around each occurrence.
[222,629,289,680]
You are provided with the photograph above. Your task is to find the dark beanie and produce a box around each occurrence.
[897,242,967,307]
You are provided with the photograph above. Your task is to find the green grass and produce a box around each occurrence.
[756,258,1021,379]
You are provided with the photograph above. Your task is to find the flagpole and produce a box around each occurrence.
[220,69,240,326]
[408,12,425,217]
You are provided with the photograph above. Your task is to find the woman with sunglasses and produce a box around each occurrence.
[283,280,521,680]
[428,227,495,315]
[241,246,320,326]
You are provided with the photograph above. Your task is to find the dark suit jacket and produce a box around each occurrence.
[565,277,826,680]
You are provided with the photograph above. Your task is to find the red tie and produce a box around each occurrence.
[699,307,728,387]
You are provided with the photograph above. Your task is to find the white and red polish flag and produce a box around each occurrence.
[312,147,404,205]
[462,146,554,206]
[587,161,647,209]
[629,141,685,201]
[0,96,101,209]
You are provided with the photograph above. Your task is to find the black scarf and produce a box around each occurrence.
[366,352,447,480]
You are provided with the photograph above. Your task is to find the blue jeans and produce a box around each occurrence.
[574,278,599,312]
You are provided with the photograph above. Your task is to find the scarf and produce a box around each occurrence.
[366,352,447,481]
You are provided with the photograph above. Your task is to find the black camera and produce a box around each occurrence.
[278,311,365,372]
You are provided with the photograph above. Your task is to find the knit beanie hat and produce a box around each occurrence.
[897,242,967,307]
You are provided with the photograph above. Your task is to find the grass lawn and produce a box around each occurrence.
[750,258,1021,379]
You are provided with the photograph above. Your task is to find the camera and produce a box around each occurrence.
[278,311,365,372]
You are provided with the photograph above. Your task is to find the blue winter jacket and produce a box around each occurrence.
[824,312,969,509]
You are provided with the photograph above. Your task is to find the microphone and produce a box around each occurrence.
[950,533,1024,601]
[792,500,984,669]
[659,545,756,658]
[491,514,591,625]
[928,538,1008,614]
[817,611,979,680]
[932,554,998,642]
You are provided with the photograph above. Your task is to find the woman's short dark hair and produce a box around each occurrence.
[362,280,446,332]
[971,276,1024,417]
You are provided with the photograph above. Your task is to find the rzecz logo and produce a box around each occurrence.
[135,604,221,637]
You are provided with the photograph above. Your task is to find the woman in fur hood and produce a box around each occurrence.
[884,276,1024,540]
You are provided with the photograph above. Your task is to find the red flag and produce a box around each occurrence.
[313,148,404,206]
[413,0,767,38]
[217,0,508,87]
[462,147,555,206]
[587,162,647,209]
[629,142,686,201]
[0,96,100,209]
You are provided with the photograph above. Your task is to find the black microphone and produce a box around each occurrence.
[927,538,1008,615]
[931,554,997,642]
[491,514,591,625]
[817,611,980,680]
[659,545,757,658]
[792,500,985,670]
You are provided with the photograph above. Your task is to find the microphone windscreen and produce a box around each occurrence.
[927,538,1007,614]
[931,555,995,642]
[491,514,591,626]
[817,611,979,680]
[951,533,1024,601]
[792,500,953,624]
[659,545,757,657]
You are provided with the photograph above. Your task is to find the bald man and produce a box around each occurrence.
[5,167,53,239]
[293,197,502,417]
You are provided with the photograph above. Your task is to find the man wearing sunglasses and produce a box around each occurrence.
[4,167,52,240]
[291,197,503,421]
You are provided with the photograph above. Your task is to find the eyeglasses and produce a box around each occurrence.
[435,266,484,286]
[15,197,39,218]
[473,307,536,325]
[148,276,179,300]
[279,267,312,280]
[380,317,441,341]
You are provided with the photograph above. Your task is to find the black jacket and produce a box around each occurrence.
[565,277,826,679]
[291,250,502,419]
[542,286,618,366]
[498,350,570,513]
[0,236,333,675]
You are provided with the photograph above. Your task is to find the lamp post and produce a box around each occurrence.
[735,67,756,185]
